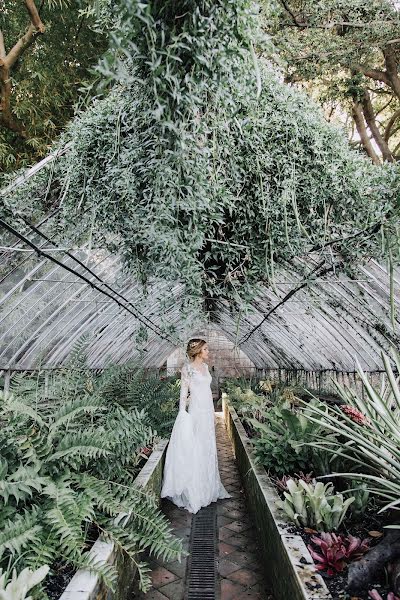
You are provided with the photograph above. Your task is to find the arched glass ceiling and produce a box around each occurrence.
[0,217,398,371]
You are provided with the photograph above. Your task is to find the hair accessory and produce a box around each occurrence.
[189,341,198,348]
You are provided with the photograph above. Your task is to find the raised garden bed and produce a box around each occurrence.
[58,439,169,600]
[222,393,332,600]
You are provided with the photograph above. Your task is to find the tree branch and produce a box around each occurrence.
[351,100,380,165]
[279,0,306,27]
[383,47,400,100]
[384,109,400,141]
[361,88,394,162]
[0,1,45,136]
[352,64,390,86]
[2,1,46,70]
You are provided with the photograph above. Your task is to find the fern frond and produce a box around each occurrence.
[0,508,42,559]
[96,521,153,593]
[79,475,183,563]
[49,396,105,433]
[0,464,49,504]
[43,482,94,560]
[46,431,111,464]
[74,553,118,591]
[2,396,44,428]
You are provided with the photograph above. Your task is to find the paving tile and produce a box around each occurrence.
[219,541,237,556]
[157,578,185,600]
[220,578,247,600]
[138,589,169,600]
[150,566,179,589]
[219,508,246,520]
[227,567,264,587]
[228,549,258,568]
[236,590,265,600]
[225,519,252,533]
[173,526,191,539]
[218,514,235,527]
[163,559,187,578]
[218,526,235,541]
[222,532,253,548]
[218,558,242,577]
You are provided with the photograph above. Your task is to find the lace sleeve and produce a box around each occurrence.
[179,362,191,412]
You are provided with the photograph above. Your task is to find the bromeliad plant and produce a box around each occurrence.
[369,592,400,600]
[299,347,400,521]
[276,479,355,531]
[308,532,370,576]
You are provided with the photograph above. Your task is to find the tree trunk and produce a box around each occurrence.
[361,89,394,162]
[0,1,44,136]
[351,100,380,164]
[348,531,400,592]
[384,47,400,101]
[391,558,400,595]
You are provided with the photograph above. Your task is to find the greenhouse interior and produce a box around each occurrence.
[1,1,400,600]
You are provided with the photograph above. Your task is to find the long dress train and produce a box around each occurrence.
[160,360,231,514]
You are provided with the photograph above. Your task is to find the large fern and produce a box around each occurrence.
[0,346,184,596]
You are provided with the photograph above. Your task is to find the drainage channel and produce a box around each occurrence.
[185,503,218,600]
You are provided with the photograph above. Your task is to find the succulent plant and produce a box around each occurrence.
[0,566,49,600]
[308,532,370,576]
[276,479,355,531]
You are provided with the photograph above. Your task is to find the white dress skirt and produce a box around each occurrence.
[160,360,231,513]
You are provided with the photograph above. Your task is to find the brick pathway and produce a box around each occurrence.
[133,412,273,600]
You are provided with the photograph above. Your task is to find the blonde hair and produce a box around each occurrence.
[186,338,207,360]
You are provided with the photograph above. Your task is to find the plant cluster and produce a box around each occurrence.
[0,566,49,600]
[300,347,400,520]
[308,532,370,576]
[369,591,400,600]
[276,479,355,531]
[0,351,184,595]
[247,400,335,476]
[272,471,314,493]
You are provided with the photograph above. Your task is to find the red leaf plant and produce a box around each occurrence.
[272,472,314,493]
[368,591,400,600]
[139,446,152,457]
[308,532,370,576]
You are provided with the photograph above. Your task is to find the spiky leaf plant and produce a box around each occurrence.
[300,347,400,521]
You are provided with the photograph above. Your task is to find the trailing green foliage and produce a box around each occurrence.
[0,350,184,594]
[276,478,355,531]
[2,0,399,332]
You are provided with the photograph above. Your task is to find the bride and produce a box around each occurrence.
[160,338,231,513]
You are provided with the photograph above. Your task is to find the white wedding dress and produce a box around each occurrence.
[160,360,231,513]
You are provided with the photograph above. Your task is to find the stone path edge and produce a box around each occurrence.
[59,438,169,600]
[222,394,332,600]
